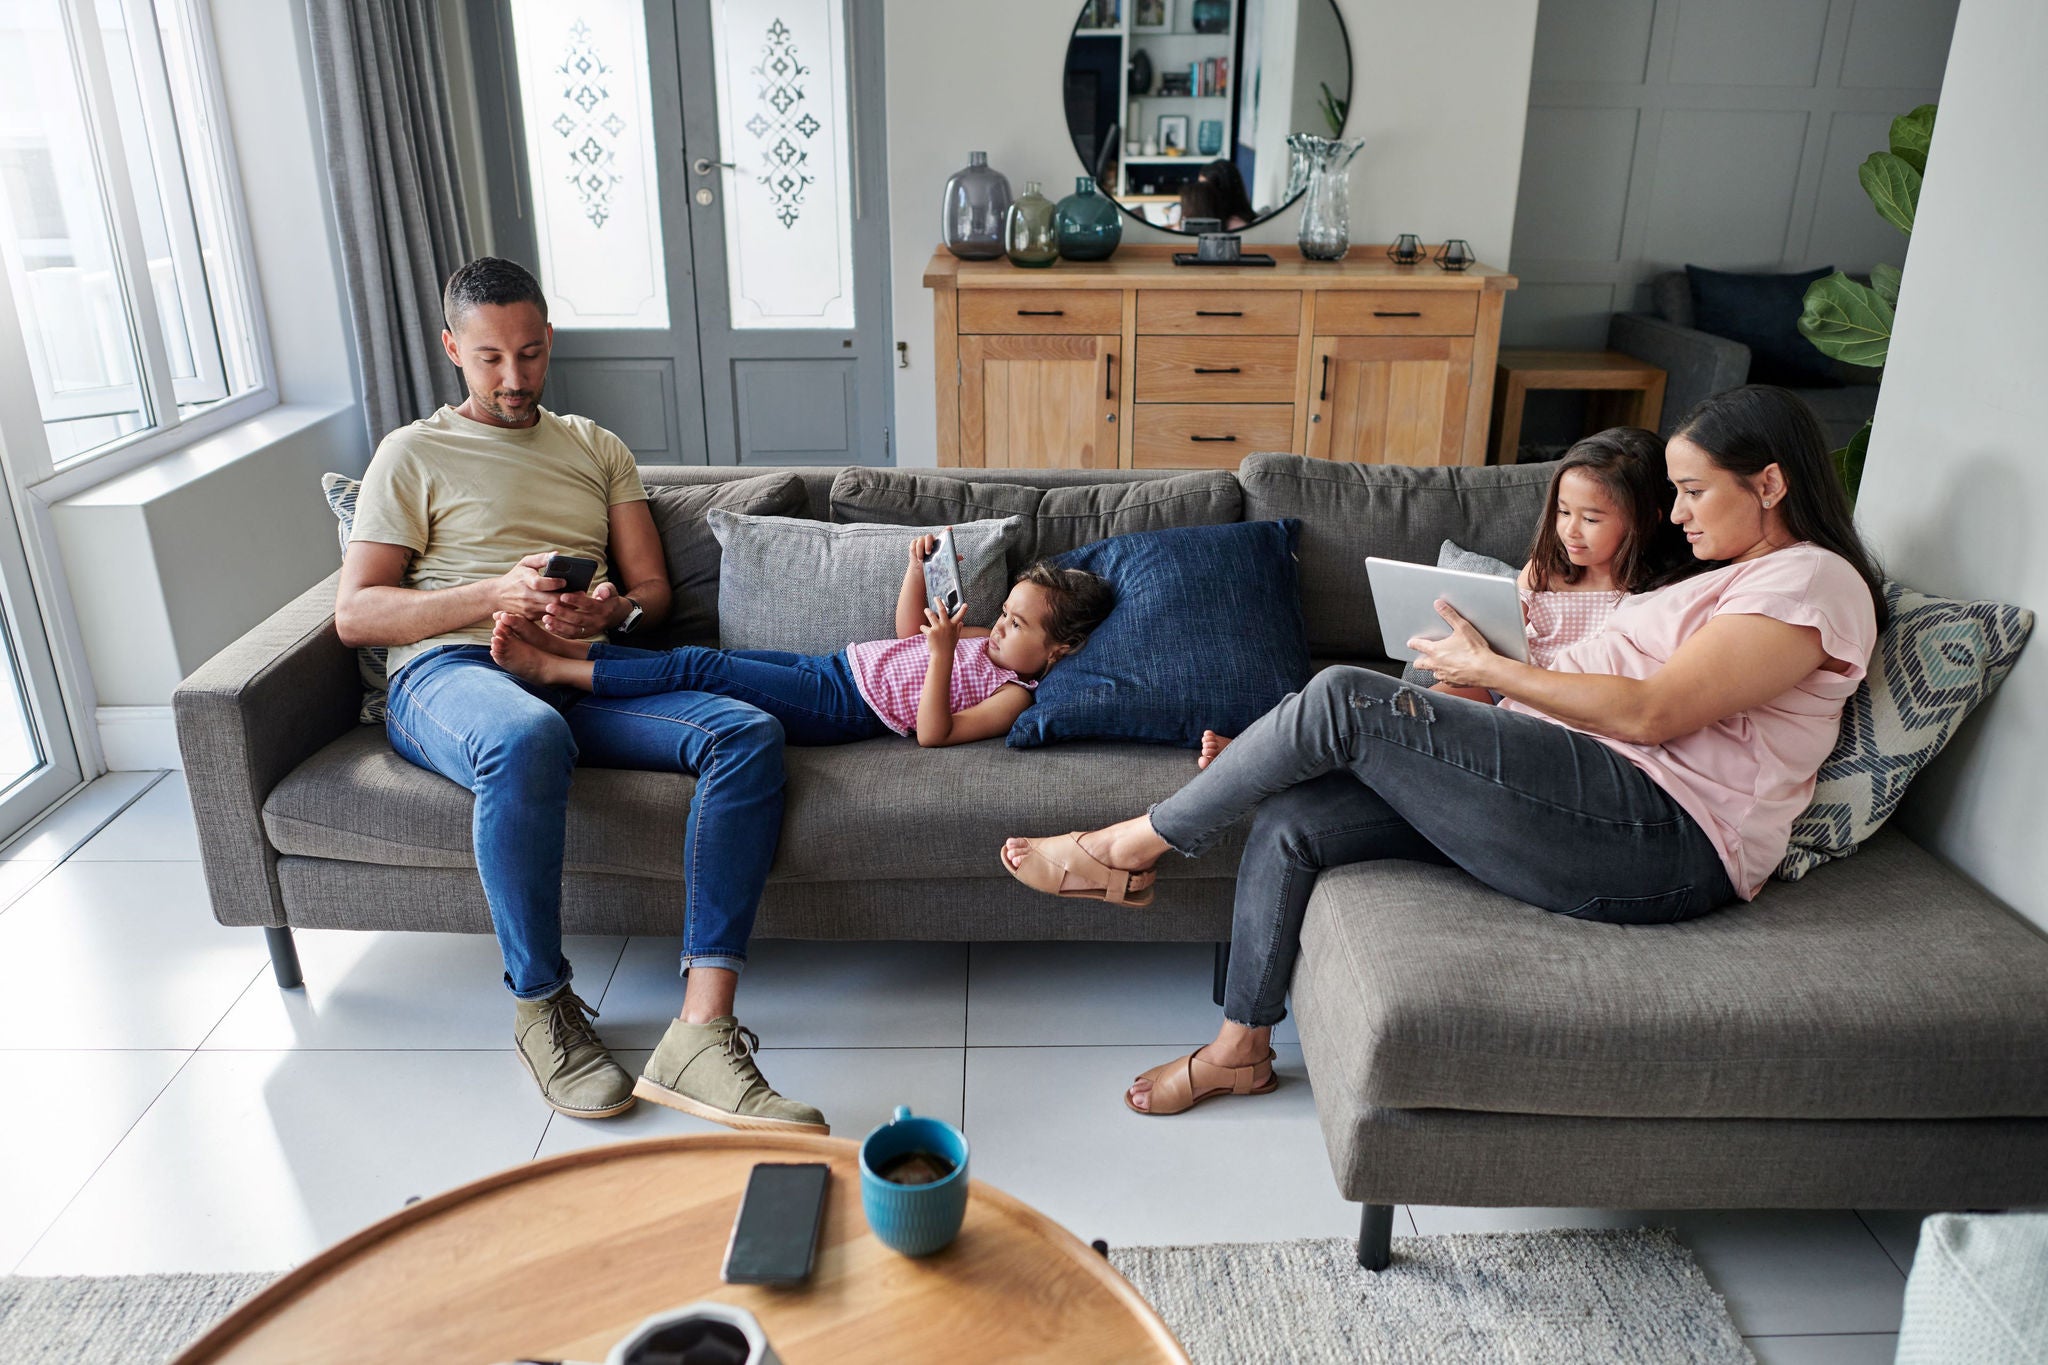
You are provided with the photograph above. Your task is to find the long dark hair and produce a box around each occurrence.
[1526,427,1679,592]
[1187,159,1254,224]
[1668,385,1888,630]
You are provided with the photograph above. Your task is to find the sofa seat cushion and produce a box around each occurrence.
[1293,830,2048,1121]
[264,726,1245,883]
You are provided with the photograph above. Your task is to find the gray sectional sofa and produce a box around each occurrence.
[175,452,2048,1270]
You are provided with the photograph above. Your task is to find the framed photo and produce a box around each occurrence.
[1133,0,1169,32]
[1156,114,1190,154]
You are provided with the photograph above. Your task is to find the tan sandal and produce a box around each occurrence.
[1126,1048,1278,1116]
[1001,832,1157,908]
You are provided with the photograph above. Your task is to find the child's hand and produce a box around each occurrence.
[909,533,938,566]
[920,599,967,650]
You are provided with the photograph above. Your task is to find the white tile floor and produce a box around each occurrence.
[0,772,1935,1356]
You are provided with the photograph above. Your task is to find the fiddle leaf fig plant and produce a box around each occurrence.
[1796,103,1936,500]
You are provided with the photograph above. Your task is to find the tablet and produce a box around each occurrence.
[1365,557,1528,665]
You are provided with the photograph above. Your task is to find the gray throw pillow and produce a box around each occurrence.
[828,468,1242,567]
[640,473,808,648]
[707,510,1027,654]
[320,472,390,725]
[1402,540,1520,688]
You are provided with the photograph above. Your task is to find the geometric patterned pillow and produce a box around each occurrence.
[1776,580,2034,880]
[320,472,391,726]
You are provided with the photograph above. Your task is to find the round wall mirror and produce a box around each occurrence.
[1063,0,1353,235]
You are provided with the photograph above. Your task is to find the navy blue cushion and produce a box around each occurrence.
[1008,520,1310,749]
[1686,264,1841,388]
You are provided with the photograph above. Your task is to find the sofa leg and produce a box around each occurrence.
[1212,942,1228,1008]
[264,926,303,989]
[1357,1203,1394,1272]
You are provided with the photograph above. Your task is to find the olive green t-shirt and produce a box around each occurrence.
[349,405,648,678]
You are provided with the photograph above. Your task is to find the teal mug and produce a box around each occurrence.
[859,1105,970,1257]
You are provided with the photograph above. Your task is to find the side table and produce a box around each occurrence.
[173,1134,1188,1365]
[1490,349,1668,464]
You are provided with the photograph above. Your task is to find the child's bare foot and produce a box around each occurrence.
[1197,730,1233,770]
[490,613,583,686]
[496,611,591,660]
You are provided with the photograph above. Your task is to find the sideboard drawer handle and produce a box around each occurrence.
[1320,354,1331,401]
[1193,366,1242,374]
[1373,310,1423,318]
[1017,309,1065,316]
[1194,310,1244,317]
[1189,434,1238,442]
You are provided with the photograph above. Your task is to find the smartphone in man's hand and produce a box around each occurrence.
[541,552,598,594]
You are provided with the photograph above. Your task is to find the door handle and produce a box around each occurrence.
[1372,310,1422,318]
[1193,366,1241,374]
[1017,309,1065,316]
[693,157,736,175]
[1320,354,1330,401]
[1105,352,1117,401]
[1189,434,1237,442]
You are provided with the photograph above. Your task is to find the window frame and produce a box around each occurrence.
[0,0,276,503]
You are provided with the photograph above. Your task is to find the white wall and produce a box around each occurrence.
[882,0,1540,466]
[1853,0,2045,931]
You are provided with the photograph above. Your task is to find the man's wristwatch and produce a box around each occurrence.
[616,596,644,635]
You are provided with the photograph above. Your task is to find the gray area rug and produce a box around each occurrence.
[1,1229,1748,1363]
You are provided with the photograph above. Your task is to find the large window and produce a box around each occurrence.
[0,0,266,474]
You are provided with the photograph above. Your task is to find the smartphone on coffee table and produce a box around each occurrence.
[721,1161,830,1286]
[922,527,966,616]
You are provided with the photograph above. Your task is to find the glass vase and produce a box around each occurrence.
[1005,181,1059,269]
[1288,134,1364,262]
[1054,176,1122,262]
[941,151,1012,261]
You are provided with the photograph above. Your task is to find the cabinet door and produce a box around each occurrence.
[1306,337,1473,466]
[960,334,1122,469]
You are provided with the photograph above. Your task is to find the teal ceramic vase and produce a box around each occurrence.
[1054,176,1122,261]
[1005,180,1059,268]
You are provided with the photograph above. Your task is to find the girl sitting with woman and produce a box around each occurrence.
[1201,425,1680,766]
[1002,386,1885,1116]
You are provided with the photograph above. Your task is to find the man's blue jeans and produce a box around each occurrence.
[384,645,785,999]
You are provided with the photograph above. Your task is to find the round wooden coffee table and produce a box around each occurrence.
[173,1133,1188,1364]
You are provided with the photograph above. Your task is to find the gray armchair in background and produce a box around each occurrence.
[1609,271,1880,447]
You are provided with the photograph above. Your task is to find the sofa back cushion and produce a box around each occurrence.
[1238,453,1554,658]
[640,473,810,648]
[707,510,1027,653]
[830,468,1243,567]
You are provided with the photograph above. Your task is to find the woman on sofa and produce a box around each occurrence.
[1001,385,1889,1116]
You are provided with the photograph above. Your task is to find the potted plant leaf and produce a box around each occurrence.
[1796,103,1935,500]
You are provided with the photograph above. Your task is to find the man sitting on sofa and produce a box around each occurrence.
[334,256,825,1134]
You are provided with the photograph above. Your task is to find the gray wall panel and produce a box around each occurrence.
[1644,109,1809,268]
[1531,0,1655,83]
[1499,282,1621,349]
[1668,0,1830,86]
[1841,0,1962,88]
[1808,112,1916,270]
[1512,108,1640,260]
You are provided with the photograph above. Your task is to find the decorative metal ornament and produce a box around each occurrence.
[1433,238,1476,272]
[1386,233,1425,265]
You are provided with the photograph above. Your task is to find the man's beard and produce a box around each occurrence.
[475,378,544,424]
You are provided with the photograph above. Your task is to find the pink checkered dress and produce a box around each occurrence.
[1521,587,1626,669]
[845,636,1037,736]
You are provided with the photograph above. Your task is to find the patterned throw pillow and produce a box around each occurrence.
[320,474,391,725]
[1776,580,2034,880]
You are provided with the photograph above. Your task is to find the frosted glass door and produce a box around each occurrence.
[707,1,854,330]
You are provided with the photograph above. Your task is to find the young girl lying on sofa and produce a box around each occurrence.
[489,534,1115,748]
[1199,426,1681,768]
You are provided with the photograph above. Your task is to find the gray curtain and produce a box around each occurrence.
[307,0,473,443]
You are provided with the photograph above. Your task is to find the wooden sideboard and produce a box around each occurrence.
[923,245,1517,470]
